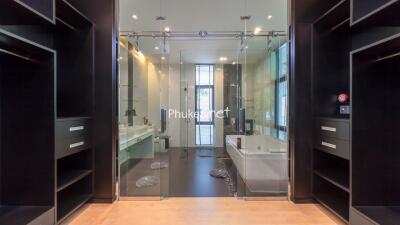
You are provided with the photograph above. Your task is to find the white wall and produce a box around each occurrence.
[132,52,149,125]
[147,62,161,130]
[214,64,224,147]
[167,64,181,147]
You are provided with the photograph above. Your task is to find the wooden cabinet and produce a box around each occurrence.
[293,0,400,223]
[314,118,350,140]
[0,27,56,225]
[350,33,400,225]
[0,0,94,224]
[56,118,92,159]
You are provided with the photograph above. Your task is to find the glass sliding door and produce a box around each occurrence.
[237,36,289,200]
[117,36,165,200]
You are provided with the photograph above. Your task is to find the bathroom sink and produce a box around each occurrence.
[120,125,151,136]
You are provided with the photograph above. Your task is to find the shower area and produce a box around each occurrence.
[117,0,289,200]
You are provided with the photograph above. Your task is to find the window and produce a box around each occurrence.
[195,65,214,145]
[276,43,288,140]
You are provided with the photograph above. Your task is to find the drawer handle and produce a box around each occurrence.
[70,141,84,149]
[321,126,336,132]
[70,126,84,132]
[321,141,336,149]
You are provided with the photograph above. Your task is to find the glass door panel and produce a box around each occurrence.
[238,36,289,200]
[118,36,162,200]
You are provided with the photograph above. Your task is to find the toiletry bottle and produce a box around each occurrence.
[237,137,241,149]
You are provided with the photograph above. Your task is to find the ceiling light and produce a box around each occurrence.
[164,27,170,32]
[219,57,228,61]
[161,56,166,60]
[267,15,273,20]
[245,45,249,49]
[232,61,236,65]
[180,61,183,65]
[155,46,159,50]
[254,27,262,35]
[132,14,138,20]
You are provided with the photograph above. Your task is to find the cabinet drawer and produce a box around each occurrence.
[314,136,350,160]
[56,135,91,159]
[314,118,349,140]
[350,208,375,225]
[56,118,91,140]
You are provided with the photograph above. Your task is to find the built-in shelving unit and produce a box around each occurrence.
[0,0,94,224]
[57,175,93,222]
[54,0,94,223]
[303,0,400,224]
[313,150,349,192]
[311,0,351,223]
[0,28,56,225]
[312,0,350,119]
[314,175,350,222]
[55,0,94,118]
[351,33,400,225]
[57,149,93,192]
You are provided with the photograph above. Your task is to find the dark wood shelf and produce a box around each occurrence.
[56,0,92,28]
[351,32,400,62]
[57,170,92,192]
[313,169,349,192]
[57,170,92,223]
[313,0,349,27]
[56,116,92,121]
[354,206,400,225]
[0,0,55,25]
[57,194,92,223]
[314,193,349,222]
[351,0,400,27]
[0,206,53,225]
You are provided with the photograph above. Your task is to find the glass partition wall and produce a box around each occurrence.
[118,36,168,200]
[234,36,289,199]
[118,0,288,200]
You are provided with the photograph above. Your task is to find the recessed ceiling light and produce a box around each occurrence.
[155,46,159,50]
[164,27,170,32]
[219,57,228,61]
[232,61,236,65]
[254,27,262,35]
[161,56,166,60]
[267,15,273,20]
[132,14,138,20]
[245,45,249,49]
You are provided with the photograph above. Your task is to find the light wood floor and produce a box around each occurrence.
[64,198,346,225]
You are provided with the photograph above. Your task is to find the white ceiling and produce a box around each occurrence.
[119,0,288,64]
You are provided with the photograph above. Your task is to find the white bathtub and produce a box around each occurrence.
[226,135,288,193]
